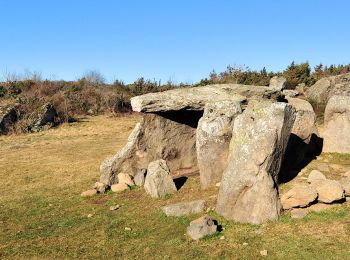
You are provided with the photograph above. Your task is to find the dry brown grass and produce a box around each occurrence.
[1,115,350,259]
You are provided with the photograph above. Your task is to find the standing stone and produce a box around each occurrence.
[216,101,296,224]
[323,95,350,153]
[187,215,217,240]
[144,159,177,198]
[196,101,242,189]
[100,122,143,185]
[161,200,206,217]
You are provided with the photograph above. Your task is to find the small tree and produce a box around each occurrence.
[80,70,105,85]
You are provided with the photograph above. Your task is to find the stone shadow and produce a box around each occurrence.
[173,176,188,190]
[278,133,323,184]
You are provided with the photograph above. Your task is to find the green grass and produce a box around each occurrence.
[1,115,350,259]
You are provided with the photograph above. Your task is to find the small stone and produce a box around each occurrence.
[280,185,318,209]
[81,189,97,197]
[243,242,248,246]
[290,208,307,219]
[310,179,345,203]
[110,205,120,211]
[118,173,134,186]
[93,182,108,193]
[307,170,327,183]
[87,214,93,218]
[206,208,211,213]
[48,204,53,207]
[215,182,221,187]
[111,183,129,193]
[187,215,218,240]
[260,250,268,256]
[220,236,225,240]
[125,227,132,231]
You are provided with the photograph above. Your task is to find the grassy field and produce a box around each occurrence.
[1,115,350,259]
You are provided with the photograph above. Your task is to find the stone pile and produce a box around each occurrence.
[281,170,349,218]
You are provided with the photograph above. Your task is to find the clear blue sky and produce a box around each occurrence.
[0,0,349,84]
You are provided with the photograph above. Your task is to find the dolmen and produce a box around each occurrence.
[97,78,331,224]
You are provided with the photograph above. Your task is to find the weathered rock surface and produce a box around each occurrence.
[93,182,109,193]
[339,178,350,196]
[131,83,282,113]
[161,200,206,216]
[196,101,242,189]
[305,73,350,104]
[29,103,57,132]
[144,159,177,198]
[282,89,299,98]
[323,95,350,153]
[216,101,296,224]
[287,98,318,144]
[187,215,217,240]
[117,173,134,186]
[100,112,198,185]
[269,76,287,91]
[311,179,345,203]
[134,169,146,186]
[100,122,142,185]
[111,183,129,193]
[307,170,327,184]
[281,185,318,209]
[280,98,319,177]
[0,104,18,135]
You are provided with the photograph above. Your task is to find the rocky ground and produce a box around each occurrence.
[2,115,350,259]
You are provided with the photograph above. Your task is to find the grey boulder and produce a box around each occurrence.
[216,101,296,224]
[187,215,217,240]
[144,159,177,198]
[161,200,206,217]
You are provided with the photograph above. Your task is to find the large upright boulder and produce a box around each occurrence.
[323,95,350,153]
[305,73,350,104]
[216,101,296,224]
[196,101,242,189]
